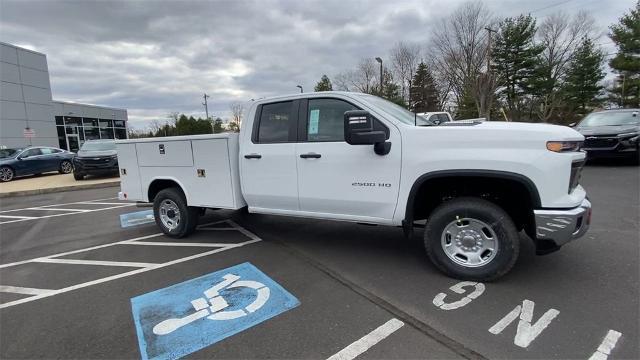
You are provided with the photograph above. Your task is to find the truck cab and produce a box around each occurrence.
[118,91,591,281]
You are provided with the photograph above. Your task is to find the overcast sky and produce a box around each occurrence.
[0,0,632,130]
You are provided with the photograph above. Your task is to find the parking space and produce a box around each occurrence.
[0,165,638,359]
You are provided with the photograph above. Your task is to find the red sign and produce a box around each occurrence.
[23,127,35,138]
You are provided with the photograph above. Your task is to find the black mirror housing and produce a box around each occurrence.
[344,110,384,145]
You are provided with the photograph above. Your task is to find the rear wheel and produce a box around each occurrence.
[424,197,519,281]
[153,187,199,238]
[0,166,14,182]
[59,160,73,174]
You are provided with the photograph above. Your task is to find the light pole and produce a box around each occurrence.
[375,57,383,94]
[296,85,303,93]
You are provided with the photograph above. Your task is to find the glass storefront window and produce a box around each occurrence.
[84,127,100,140]
[57,126,67,150]
[64,116,82,126]
[115,128,127,139]
[65,126,78,134]
[55,116,64,125]
[99,119,113,128]
[83,118,98,127]
[100,128,115,139]
[114,120,125,127]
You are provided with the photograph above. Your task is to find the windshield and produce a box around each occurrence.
[579,111,639,127]
[80,141,116,151]
[359,94,430,126]
[0,148,22,158]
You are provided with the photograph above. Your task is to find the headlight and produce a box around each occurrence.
[618,132,639,138]
[546,141,583,152]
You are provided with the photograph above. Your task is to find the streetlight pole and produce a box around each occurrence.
[375,57,383,95]
[202,93,210,119]
[296,85,303,93]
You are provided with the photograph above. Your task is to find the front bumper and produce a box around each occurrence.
[533,198,592,247]
[73,157,119,174]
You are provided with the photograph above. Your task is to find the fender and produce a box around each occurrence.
[146,176,189,203]
[402,170,542,237]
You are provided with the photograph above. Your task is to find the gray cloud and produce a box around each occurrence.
[0,0,630,129]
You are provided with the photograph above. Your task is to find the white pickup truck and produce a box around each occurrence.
[117,91,591,281]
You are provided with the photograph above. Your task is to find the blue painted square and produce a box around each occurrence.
[131,262,300,360]
[120,210,155,228]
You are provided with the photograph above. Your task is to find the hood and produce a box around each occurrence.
[576,124,639,136]
[76,150,117,158]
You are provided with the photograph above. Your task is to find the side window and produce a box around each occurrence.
[307,98,358,142]
[40,148,58,155]
[257,101,293,143]
[22,148,42,158]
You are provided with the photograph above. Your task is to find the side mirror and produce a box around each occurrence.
[344,110,391,155]
[432,119,442,125]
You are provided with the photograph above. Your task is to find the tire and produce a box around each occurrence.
[424,197,520,282]
[153,187,199,238]
[59,160,73,174]
[0,166,14,182]
[73,172,84,180]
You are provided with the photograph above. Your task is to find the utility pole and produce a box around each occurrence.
[375,57,383,95]
[202,93,210,120]
[484,27,497,72]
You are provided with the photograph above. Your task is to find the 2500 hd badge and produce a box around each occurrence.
[352,182,392,187]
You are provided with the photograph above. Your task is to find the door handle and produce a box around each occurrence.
[244,154,262,159]
[300,153,321,159]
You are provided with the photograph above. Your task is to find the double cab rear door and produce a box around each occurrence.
[240,96,402,224]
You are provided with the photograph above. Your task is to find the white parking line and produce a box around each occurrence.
[26,207,90,212]
[76,202,128,205]
[589,330,622,360]
[327,318,404,360]
[33,258,158,268]
[0,285,56,296]
[0,220,262,309]
[0,204,134,225]
[123,241,241,248]
[0,215,37,219]
[0,197,121,213]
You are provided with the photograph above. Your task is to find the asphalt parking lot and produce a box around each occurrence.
[0,164,638,359]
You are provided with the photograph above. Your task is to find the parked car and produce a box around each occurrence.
[116,91,590,281]
[573,109,639,163]
[73,140,119,180]
[0,146,75,182]
[417,111,453,125]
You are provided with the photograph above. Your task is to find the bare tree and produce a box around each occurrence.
[228,102,244,132]
[148,119,162,135]
[429,1,494,117]
[533,11,597,122]
[333,58,380,94]
[390,41,421,104]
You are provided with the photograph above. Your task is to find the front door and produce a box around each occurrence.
[240,100,299,212]
[295,97,402,222]
[66,134,80,152]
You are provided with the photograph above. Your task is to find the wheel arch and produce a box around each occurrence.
[147,177,188,203]
[403,170,541,237]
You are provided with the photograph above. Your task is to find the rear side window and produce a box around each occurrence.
[257,101,293,143]
[307,98,358,142]
[437,114,450,123]
[21,148,42,157]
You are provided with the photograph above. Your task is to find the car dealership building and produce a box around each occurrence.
[0,42,128,152]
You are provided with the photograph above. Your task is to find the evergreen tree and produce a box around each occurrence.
[563,38,605,119]
[455,85,479,119]
[609,1,640,107]
[314,75,333,91]
[378,69,407,107]
[493,14,545,121]
[213,118,224,133]
[409,62,440,113]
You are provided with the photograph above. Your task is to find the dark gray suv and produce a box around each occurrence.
[574,109,639,163]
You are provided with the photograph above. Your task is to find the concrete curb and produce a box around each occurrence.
[0,181,120,198]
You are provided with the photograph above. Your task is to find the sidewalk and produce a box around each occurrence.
[0,173,120,198]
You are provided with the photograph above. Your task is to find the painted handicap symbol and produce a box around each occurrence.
[131,262,299,360]
[152,273,270,335]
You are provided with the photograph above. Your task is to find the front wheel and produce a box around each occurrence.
[73,172,84,180]
[60,160,73,174]
[424,197,520,281]
[153,187,199,238]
